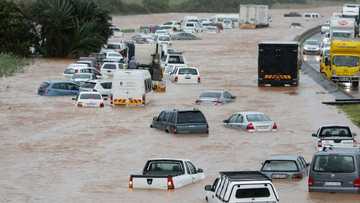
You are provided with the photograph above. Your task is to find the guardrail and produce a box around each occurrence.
[293,25,321,44]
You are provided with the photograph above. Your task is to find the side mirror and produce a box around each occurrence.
[197,168,204,173]
[153,116,158,121]
[312,133,317,137]
[223,119,229,123]
[204,185,212,191]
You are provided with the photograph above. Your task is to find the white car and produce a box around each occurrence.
[80,80,112,97]
[223,112,277,132]
[63,63,89,78]
[155,29,170,37]
[156,34,171,45]
[100,62,125,78]
[222,19,233,29]
[312,125,357,151]
[73,91,105,108]
[183,22,199,33]
[162,21,181,31]
[104,51,123,62]
[170,67,200,84]
[71,73,96,84]
[129,158,205,190]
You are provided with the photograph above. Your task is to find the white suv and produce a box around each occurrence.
[80,80,112,97]
[170,67,200,84]
[312,125,357,151]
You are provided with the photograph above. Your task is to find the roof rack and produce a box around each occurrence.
[219,171,271,181]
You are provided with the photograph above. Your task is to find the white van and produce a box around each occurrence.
[111,70,152,106]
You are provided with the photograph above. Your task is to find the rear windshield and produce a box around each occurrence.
[200,92,221,98]
[235,188,270,199]
[107,44,121,49]
[262,160,299,172]
[73,74,91,79]
[145,161,184,175]
[319,127,352,138]
[103,64,117,70]
[246,114,271,122]
[313,155,355,173]
[177,111,207,124]
[80,82,96,89]
[80,93,101,100]
[168,55,184,64]
[159,36,170,41]
[178,68,198,75]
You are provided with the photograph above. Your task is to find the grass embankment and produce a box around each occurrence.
[339,105,360,127]
[0,53,27,77]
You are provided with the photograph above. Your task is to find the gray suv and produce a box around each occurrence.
[308,147,360,193]
[150,109,209,134]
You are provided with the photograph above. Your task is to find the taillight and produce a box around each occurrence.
[198,76,201,83]
[129,176,133,188]
[110,94,113,104]
[247,123,255,131]
[167,176,174,190]
[272,122,277,130]
[353,178,360,187]
[100,102,104,108]
[308,176,314,186]
[174,76,178,82]
[292,173,303,179]
[75,69,79,73]
[317,140,322,148]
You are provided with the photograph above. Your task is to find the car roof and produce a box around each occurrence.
[267,155,301,161]
[46,80,77,84]
[234,111,265,115]
[79,91,101,95]
[320,125,350,128]
[148,158,189,162]
[220,171,271,182]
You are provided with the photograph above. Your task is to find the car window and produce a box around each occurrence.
[178,68,198,75]
[319,127,352,138]
[168,55,184,64]
[186,161,196,174]
[262,160,299,172]
[80,93,101,100]
[103,64,117,70]
[246,114,271,122]
[235,188,270,199]
[170,67,178,75]
[229,114,239,123]
[236,115,243,123]
[168,112,176,124]
[313,155,355,173]
[177,111,206,124]
[101,82,112,89]
[223,91,232,98]
[81,82,96,89]
[107,44,121,49]
[200,92,221,98]
[146,161,184,175]
[66,83,79,91]
[52,83,66,90]
[158,111,166,121]
[40,82,50,88]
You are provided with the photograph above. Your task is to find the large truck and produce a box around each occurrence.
[258,41,300,87]
[330,17,355,39]
[323,39,360,87]
[239,4,269,29]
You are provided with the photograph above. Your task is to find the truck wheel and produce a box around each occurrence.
[352,81,359,88]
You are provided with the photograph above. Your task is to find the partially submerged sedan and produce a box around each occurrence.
[260,155,309,180]
[73,91,105,108]
[195,90,235,105]
[223,112,277,132]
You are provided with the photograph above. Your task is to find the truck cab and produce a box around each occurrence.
[205,171,279,203]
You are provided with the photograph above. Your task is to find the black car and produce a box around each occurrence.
[150,109,209,134]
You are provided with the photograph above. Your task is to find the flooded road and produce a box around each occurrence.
[1,7,360,203]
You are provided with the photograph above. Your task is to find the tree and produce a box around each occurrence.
[0,0,36,56]
[142,0,169,13]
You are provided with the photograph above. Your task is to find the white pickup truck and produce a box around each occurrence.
[205,171,279,203]
[312,125,357,151]
[129,158,205,190]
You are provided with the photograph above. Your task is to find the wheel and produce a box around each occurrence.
[352,81,359,88]
[150,124,153,128]
[165,128,170,133]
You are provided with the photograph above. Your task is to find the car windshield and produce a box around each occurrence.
[168,55,184,64]
[333,56,359,67]
[73,74,91,79]
[80,82,96,89]
[313,155,355,173]
[103,64,117,70]
[159,36,170,41]
[319,127,352,138]
[262,160,299,172]
[177,111,207,124]
[145,161,184,175]
[108,53,121,58]
[235,188,270,199]
[200,92,221,98]
[178,68,197,75]
[107,44,121,49]
[80,93,101,100]
[246,114,271,122]
[333,32,352,38]
[305,40,319,46]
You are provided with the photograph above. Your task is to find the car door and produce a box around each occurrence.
[229,114,242,129]
[225,114,237,128]
[185,161,197,184]
[187,161,203,182]
[222,91,233,103]
[207,178,220,203]
[153,111,166,130]
[50,83,66,96]
[66,83,80,96]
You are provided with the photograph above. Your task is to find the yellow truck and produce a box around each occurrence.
[323,39,360,87]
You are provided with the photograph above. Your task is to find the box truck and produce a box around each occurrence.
[258,42,300,87]
[239,4,269,29]
[330,17,355,39]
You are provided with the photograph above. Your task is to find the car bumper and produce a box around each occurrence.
[303,50,320,55]
[309,186,360,193]
[175,128,209,134]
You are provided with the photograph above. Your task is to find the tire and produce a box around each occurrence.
[150,124,153,128]
[165,128,170,133]
[352,81,359,88]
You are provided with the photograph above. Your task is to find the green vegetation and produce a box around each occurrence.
[339,105,360,127]
[0,54,27,77]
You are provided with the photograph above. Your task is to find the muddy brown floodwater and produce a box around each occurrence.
[1,6,360,203]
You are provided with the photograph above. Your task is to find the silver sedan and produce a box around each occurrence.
[195,90,235,105]
[223,111,277,132]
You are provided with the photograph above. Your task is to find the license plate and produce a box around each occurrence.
[324,182,341,186]
[272,174,288,179]
[185,75,191,79]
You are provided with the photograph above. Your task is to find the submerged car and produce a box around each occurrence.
[38,80,80,96]
[150,109,209,134]
[223,112,277,132]
[312,125,357,151]
[171,32,200,40]
[195,90,235,105]
[260,155,309,180]
[73,91,105,108]
[71,73,96,84]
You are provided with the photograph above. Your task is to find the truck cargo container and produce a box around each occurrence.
[239,5,269,29]
[330,17,355,39]
[258,42,300,87]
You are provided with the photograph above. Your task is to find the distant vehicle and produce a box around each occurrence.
[71,73,96,84]
[223,112,277,132]
[222,19,233,29]
[154,29,170,37]
[110,26,123,38]
[156,34,172,45]
[303,12,321,20]
[342,4,360,19]
[150,109,209,134]
[80,80,112,97]
[100,62,126,78]
[131,33,155,44]
[129,158,205,190]
[201,21,219,33]
[312,125,357,151]
[162,21,181,31]
[104,51,124,63]
[321,24,330,35]
[260,155,309,180]
[308,147,360,193]
[73,91,105,108]
[195,90,236,105]
[38,81,79,96]
[204,171,280,203]
[170,67,200,84]
[111,69,152,106]
[303,39,320,55]
[171,32,200,40]
[162,52,187,72]
[183,22,199,33]
[239,4,270,28]
[330,17,355,39]
[63,63,89,79]
[258,41,300,86]
[290,22,302,29]
[284,12,302,17]
[211,14,239,26]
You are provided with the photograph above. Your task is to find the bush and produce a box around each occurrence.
[0,53,27,77]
